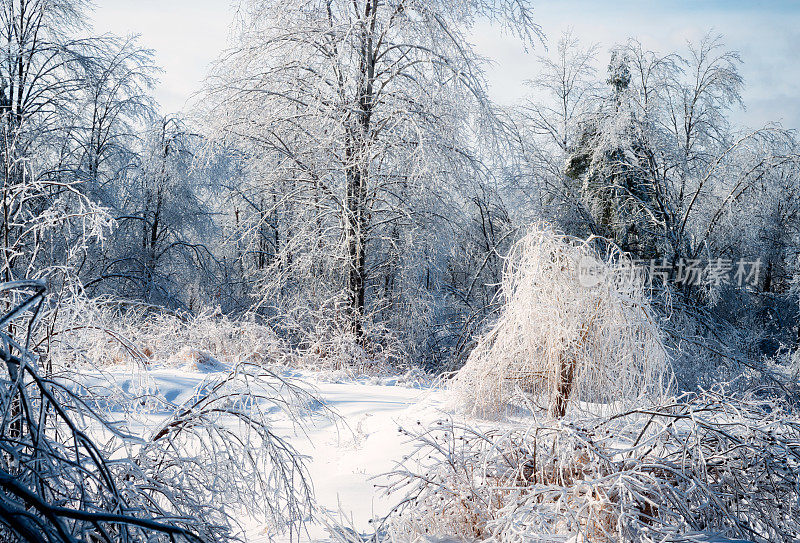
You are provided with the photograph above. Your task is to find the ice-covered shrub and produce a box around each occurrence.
[43,293,408,378]
[280,294,408,375]
[42,296,290,369]
[382,387,800,543]
[120,361,317,540]
[2,283,316,541]
[452,224,669,418]
[0,281,202,542]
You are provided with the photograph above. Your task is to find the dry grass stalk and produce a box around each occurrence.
[382,388,800,543]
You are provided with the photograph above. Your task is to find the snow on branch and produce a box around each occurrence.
[452,224,670,419]
[0,281,203,542]
[0,281,317,542]
[382,386,800,542]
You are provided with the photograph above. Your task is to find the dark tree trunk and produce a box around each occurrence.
[345,163,367,340]
[343,0,378,342]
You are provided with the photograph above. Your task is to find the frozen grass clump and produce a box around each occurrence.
[452,224,669,419]
[44,294,411,379]
[381,387,800,543]
[42,297,290,369]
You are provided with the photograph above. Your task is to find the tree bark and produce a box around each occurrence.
[344,0,378,342]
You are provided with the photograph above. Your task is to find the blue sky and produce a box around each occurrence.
[90,0,800,130]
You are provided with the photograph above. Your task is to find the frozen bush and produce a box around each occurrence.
[382,386,800,543]
[0,281,202,542]
[43,293,409,379]
[42,296,290,369]
[119,361,317,540]
[2,283,316,541]
[452,224,669,418]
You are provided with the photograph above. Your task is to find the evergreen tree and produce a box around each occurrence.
[566,50,661,258]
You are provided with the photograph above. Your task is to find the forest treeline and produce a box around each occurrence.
[4,0,799,382]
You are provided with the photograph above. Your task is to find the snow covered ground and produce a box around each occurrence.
[73,363,755,543]
[76,363,451,542]
[255,372,448,542]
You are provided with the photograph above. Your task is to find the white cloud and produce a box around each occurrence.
[89,0,233,114]
[89,1,800,129]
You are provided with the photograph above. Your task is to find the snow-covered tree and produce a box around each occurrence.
[0,0,111,283]
[204,0,540,342]
[85,117,221,309]
[509,31,600,237]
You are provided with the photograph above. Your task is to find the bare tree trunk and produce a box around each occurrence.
[345,160,367,340]
[551,354,577,419]
[551,305,598,418]
[343,0,378,342]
